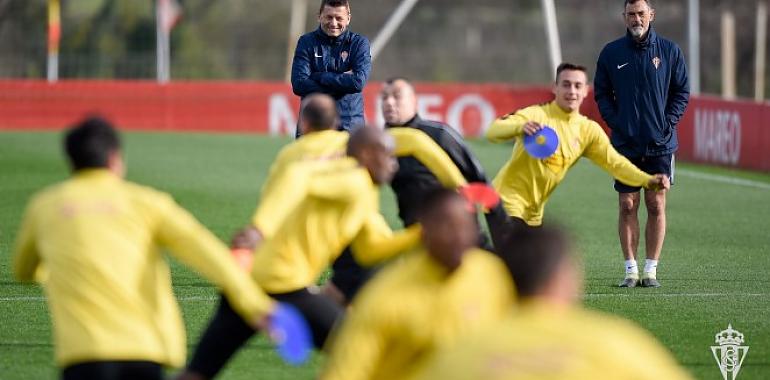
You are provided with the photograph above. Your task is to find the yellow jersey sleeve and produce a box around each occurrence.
[600,317,695,380]
[252,158,360,236]
[389,127,467,188]
[251,161,312,237]
[250,147,294,230]
[153,193,275,320]
[306,162,374,201]
[12,197,41,282]
[412,306,693,380]
[486,106,542,142]
[351,214,422,266]
[251,132,348,235]
[321,301,391,380]
[581,121,653,188]
[260,146,295,200]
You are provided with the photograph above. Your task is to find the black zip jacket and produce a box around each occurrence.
[386,115,487,226]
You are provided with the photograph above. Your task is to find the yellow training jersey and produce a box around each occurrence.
[252,127,465,238]
[486,101,653,226]
[252,129,349,236]
[12,170,274,368]
[250,158,422,293]
[320,248,515,380]
[413,300,693,380]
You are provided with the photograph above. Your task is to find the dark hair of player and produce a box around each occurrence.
[555,62,588,82]
[346,125,382,157]
[301,95,338,131]
[384,76,412,85]
[415,187,467,224]
[497,225,575,298]
[64,116,121,171]
[319,0,350,13]
[624,0,652,8]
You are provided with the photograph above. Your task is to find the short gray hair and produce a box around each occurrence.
[624,0,652,8]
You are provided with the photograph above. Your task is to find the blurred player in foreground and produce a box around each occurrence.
[234,93,468,305]
[12,117,276,380]
[178,127,447,380]
[486,62,669,230]
[414,226,693,380]
[231,93,362,303]
[320,188,515,380]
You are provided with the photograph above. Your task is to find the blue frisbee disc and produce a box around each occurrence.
[270,303,312,365]
[523,126,559,159]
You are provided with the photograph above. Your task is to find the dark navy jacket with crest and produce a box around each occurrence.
[291,27,371,132]
[594,27,690,157]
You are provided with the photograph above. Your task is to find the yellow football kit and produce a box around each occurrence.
[252,129,348,236]
[12,169,274,368]
[252,127,465,238]
[250,158,423,293]
[413,300,693,380]
[320,248,515,380]
[487,101,653,226]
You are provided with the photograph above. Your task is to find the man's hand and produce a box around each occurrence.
[320,282,347,307]
[253,312,272,332]
[231,226,263,250]
[646,174,671,191]
[522,121,544,136]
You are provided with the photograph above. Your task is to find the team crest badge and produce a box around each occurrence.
[711,324,749,380]
[652,56,661,69]
[341,51,349,62]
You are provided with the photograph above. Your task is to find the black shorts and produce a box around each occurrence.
[483,202,539,254]
[330,247,376,301]
[614,154,675,193]
[187,289,343,379]
[61,361,162,380]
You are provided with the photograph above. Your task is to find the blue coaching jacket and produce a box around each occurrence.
[291,27,372,132]
[594,27,689,157]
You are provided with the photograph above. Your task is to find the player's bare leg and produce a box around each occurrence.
[320,282,347,307]
[641,189,667,287]
[643,189,667,261]
[618,192,641,287]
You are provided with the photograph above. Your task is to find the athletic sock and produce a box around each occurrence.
[625,260,638,276]
[644,259,658,277]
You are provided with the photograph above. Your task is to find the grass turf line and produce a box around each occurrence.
[1,130,768,379]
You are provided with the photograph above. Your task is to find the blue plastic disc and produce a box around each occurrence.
[523,126,559,159]
[270,302,312,365]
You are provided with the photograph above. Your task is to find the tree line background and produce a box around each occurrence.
[0,0,762,98]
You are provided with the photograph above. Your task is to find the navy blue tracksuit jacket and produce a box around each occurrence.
[594,27,690,157]
[291,27,371,132]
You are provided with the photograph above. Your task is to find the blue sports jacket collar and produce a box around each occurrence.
[625,26,657,49]
[313,26,350,45]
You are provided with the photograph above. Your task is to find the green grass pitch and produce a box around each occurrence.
[1,130,769,379]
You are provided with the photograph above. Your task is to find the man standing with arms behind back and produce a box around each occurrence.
[291,0,371,136]
[595,0,689,288]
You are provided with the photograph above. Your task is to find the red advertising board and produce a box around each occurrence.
[0,80,768,172]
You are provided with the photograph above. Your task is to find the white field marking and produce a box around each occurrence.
[678,169,770,190]
[0,295,220,302]
[583,293,767,298]
[0,294,767,302]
